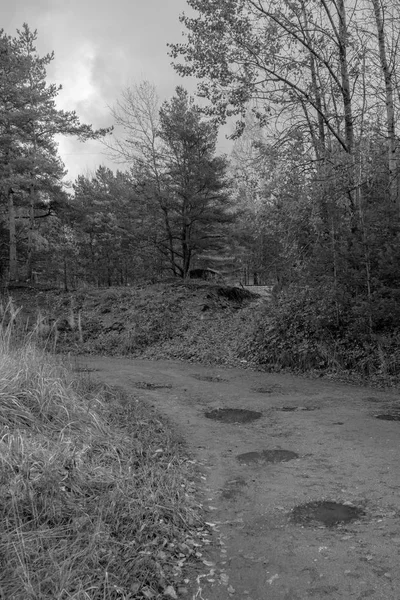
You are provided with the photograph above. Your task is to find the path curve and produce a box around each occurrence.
[80,357,400,600]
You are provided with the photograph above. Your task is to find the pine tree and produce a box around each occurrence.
[0,24,111,283]
[158,87,234,277]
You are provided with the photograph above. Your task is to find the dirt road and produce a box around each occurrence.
[80,357,400,600]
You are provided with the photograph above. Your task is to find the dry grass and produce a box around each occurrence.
[0,307,206,599]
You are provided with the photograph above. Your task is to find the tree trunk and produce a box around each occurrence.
[8,188,18,282]
[332,0,357,226]
[26,182,35,281]
[161,204,178,276]
[181,209,192,278]
[336,0,355,155]
[370,0,398,207]
[63,254,69,292]
[300,1,326,161]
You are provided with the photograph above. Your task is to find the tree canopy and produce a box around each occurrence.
[105,83,235,278]
[0,24,111,282]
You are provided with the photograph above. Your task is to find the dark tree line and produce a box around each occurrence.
[0,24,110,284]
[0,27,234,288]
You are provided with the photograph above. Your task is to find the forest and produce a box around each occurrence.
[2,0,400,381]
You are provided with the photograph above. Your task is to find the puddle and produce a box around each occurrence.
[291,501,365,528]
[375,414,400,421]
[192,374,228,383]
[132,382,172,390]
[332,422,344,425]
[204,408,262,424]
[221,477,247,500]
[237,449,299,465]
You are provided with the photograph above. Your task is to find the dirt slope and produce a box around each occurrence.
[80,356,400,600]
[7,282,260,365]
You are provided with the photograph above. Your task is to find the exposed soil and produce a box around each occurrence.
[192,375,229,383]
[78,356,400,600]
[204,408,262,424]
[375,413,400,421]
[237,449,299,465]
[131,381,173,390]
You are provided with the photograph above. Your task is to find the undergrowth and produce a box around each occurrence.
[10,282,258,366]
[0,305,207,599]
[242,284,400,385]
[8,280,400,385]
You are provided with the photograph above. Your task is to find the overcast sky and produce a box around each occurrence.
[4,0,231,183]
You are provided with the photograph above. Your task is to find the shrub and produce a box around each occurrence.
[243,283,400,382]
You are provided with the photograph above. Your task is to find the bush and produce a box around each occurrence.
[243,283,400,382]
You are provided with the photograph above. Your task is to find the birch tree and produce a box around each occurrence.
[170,0,400,216]
[105,81,179,273]
[370,0,399,206]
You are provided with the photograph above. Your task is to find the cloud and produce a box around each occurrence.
[4,0,231,182]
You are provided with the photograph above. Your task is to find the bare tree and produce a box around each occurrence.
[370,0,399,206]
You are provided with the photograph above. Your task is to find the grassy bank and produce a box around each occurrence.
[0,329,207,598]
[8,281,400,386]
[8,281,259,366]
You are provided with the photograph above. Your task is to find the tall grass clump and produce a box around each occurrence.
[0,311,204,599]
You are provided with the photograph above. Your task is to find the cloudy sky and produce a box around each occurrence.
[4,0,231,182]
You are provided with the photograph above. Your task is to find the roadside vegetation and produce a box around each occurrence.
[8,279,400,387]
[242,285,400,387]
[10,281,259,366]
[0,304,209,599]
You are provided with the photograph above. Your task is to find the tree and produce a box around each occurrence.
[104,80,162,175]
[104,81,171,272]
[70,167,153,287]
[230,115,316,286]
[157,86,234,277]
[169,0,400,218]
[106,83,235,278]
[370,0,399,205]
[0,24,111,283]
